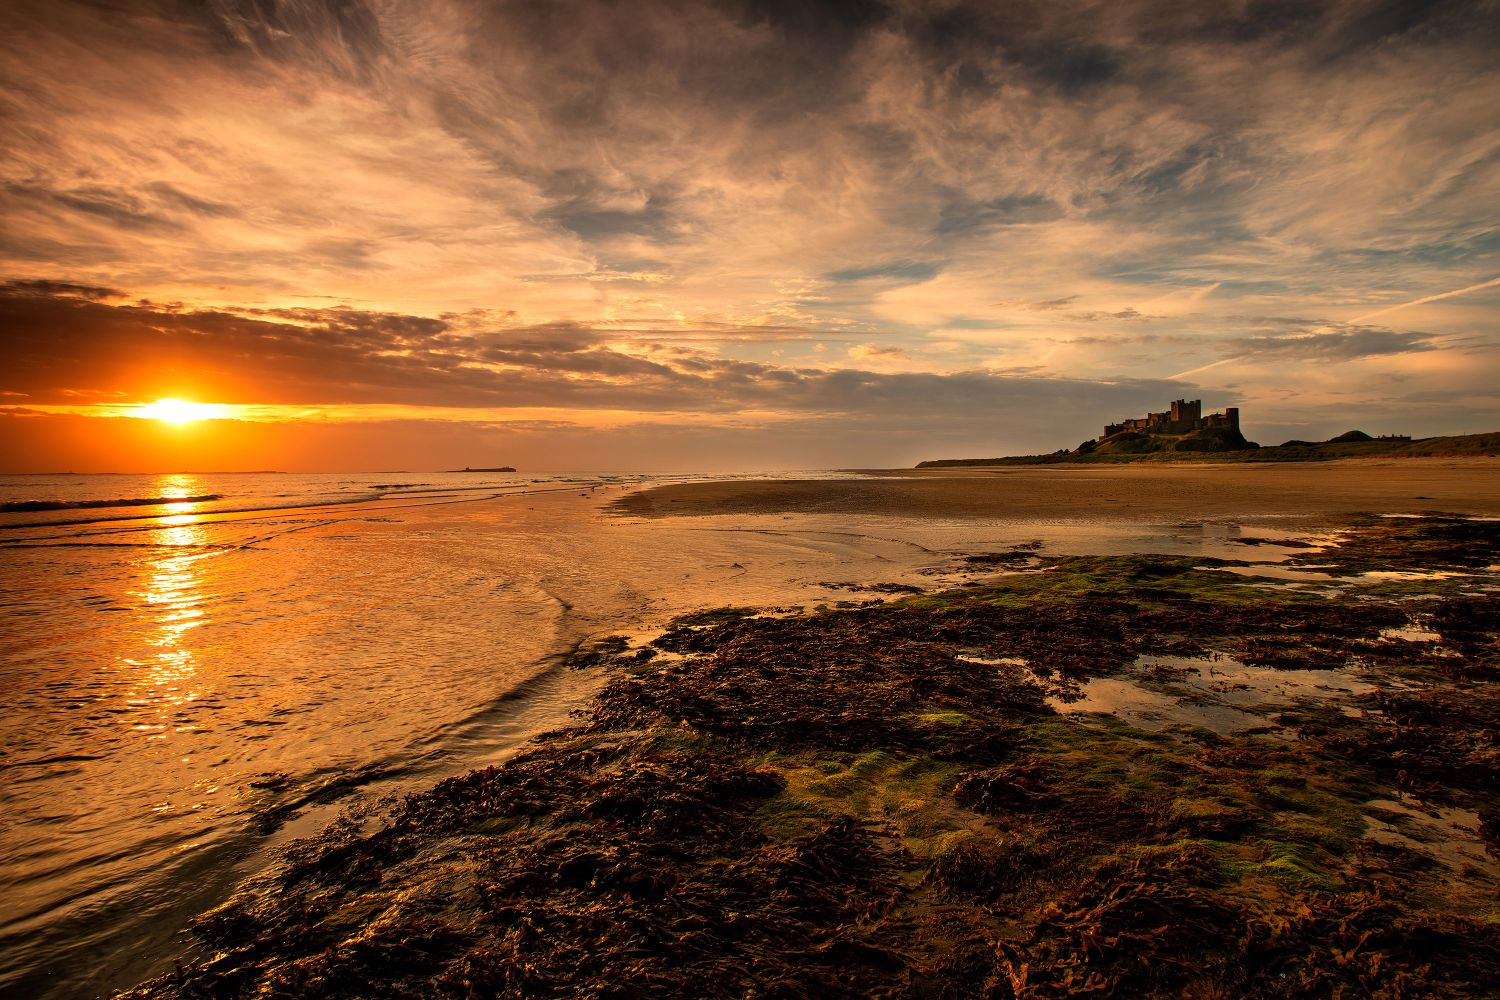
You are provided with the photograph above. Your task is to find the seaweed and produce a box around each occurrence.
[119,516,1500,999]
[1425,594,1500,660]
[1291,514,1500,575]
[1321,686,1500,803]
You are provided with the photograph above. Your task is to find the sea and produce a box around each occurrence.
[0,468,1329,997]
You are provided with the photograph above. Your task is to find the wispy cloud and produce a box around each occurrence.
[1227,327,1443,361]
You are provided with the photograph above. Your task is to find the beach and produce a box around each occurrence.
[85,462,1500,998]
[613,458,1500,522]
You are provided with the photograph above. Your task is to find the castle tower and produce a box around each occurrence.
[1225,407,1239,431]
[1169,399,1202,424]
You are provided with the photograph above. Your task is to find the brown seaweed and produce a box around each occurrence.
[118,515,1500,999]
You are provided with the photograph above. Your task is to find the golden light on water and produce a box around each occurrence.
[120,477,215,747]
[136,399,228,425]
[155,474,210,521]
[156,473,203,500]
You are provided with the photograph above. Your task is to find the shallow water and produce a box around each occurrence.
[0,477,1382,997]
[1056,653,1379,735]
[1361,798,1493,874]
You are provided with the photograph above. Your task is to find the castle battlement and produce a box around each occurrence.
[1101,399,1239,441]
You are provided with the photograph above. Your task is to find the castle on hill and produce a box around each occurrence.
[1101,399,1239,441]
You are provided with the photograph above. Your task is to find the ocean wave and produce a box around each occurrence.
[0,493,222,513]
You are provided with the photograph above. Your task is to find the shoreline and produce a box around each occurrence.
[120,511,1500,997]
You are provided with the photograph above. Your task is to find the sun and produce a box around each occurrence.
[137,398,226,424]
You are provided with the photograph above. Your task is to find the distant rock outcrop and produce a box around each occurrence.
[1171,425,1254,452]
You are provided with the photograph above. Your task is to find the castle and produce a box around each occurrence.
[1101,399,1239,441]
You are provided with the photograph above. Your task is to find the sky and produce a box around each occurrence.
[1,0,1497,472]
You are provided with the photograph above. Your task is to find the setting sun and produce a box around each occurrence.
[136,399,226,425]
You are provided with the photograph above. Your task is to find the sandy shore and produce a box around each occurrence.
[613,459,1500,523]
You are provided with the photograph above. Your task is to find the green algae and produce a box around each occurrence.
[752,748,973,857]
[904,553,1294,610]
[664,606,762,628]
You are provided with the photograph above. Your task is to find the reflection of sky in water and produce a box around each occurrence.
[1055,653,1378,737]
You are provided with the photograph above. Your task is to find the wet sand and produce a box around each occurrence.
[612,458,1500,523]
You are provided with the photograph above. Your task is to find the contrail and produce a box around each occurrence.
[1352,275,1500,323]
[1168,355,1246,380]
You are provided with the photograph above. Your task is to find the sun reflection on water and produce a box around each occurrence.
[121,478,217,739]
[155,473,204,502]
[152,473,213,523]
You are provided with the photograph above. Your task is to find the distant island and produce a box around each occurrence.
[919,398,1500,466]
[446,466,516,472]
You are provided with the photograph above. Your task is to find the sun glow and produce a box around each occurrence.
[136,399,227,424]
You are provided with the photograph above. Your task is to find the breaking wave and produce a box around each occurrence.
[0,493,221,513]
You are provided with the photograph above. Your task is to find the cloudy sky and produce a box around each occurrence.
[1,0,1497,471]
